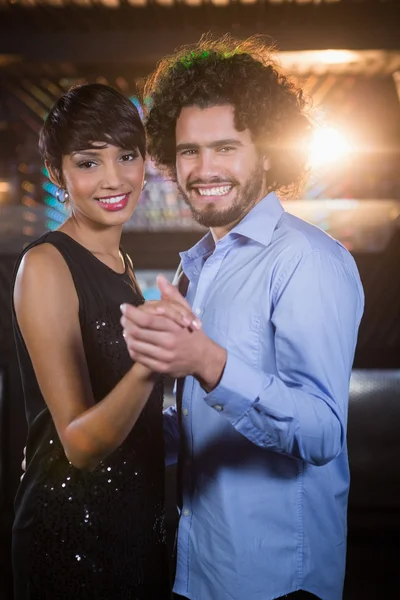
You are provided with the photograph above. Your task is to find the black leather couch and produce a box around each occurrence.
[345,369,400,598]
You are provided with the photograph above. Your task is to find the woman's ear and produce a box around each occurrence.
[45,161,63,188]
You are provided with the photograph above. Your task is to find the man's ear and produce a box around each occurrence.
[263,156,271,172]
[45,161,63,188]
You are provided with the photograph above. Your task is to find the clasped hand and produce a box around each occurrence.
[120,275,226,390]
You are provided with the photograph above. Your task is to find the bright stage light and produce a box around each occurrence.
[309,127,350,168]
[0,181,11,204]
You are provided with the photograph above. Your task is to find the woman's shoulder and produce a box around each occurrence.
[18,238,69,276]
[14,237,77,308]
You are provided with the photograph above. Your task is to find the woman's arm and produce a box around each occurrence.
[14,243,156,471]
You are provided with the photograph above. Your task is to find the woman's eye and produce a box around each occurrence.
[78,161,96,169]
[121,152,138,162]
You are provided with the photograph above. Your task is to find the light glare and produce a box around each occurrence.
[309,127,350,168]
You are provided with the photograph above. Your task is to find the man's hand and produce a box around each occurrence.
[121,275,227,391]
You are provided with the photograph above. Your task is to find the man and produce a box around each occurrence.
[120,35,364,600]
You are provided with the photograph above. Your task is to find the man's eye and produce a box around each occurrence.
[220,146,235,152]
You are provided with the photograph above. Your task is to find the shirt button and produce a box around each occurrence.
[182,408,189,416]
[194,307,201,315]
[183,509,190,517]
[213,404,223,412]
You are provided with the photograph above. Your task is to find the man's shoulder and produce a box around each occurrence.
[271,212,363,304]
[277,211,350,262]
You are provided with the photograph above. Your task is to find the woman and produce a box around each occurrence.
[12,83,175,599]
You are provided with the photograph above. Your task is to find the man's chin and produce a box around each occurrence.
[190,206,243,229]
[180,189,245,228]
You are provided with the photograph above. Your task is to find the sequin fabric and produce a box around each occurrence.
[12,232,170,600]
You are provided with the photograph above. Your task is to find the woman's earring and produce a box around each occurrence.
[56,188,69,204]
[143,180,147,189]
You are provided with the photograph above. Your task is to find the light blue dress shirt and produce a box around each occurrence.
[164,192,364,600]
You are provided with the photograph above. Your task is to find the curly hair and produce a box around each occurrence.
[142,34,312,198]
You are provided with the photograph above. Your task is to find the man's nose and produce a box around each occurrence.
[193,150,219,180]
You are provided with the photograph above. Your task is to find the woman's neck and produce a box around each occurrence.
[60,214,123,258]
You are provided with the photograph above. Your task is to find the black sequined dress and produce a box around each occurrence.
[11,231,169,600]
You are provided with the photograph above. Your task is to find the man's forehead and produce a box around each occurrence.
[176,104,250,143]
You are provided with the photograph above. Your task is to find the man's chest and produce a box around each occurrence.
[186,257,277,367]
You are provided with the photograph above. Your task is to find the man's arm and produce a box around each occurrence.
[121,256,364,466]
[203,250,364,466]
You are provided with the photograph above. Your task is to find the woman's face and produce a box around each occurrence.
[58,142,145,228]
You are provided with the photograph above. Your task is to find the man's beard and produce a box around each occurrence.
[177,160,266,229]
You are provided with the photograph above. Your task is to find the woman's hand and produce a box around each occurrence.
[127,299,201,331]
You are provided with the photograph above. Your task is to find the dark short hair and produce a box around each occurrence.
[40,83,146,184]
[143,35,312,198]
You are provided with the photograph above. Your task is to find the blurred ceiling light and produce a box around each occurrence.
[99,0,120,6]
[0,182,11,194]
[276,49,393,76]
[309,127,350,168]
[315,50,359,65]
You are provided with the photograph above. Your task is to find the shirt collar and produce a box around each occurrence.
[179,230,214,282]
[179,192,284,272]
[231,191,284,247]
[180,192,285,260]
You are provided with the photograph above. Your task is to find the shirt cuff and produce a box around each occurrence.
[203,351,266,423]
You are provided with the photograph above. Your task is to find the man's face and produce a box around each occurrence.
[175,104,270,233]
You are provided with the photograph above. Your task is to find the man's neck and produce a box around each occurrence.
[210,191,269,242]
